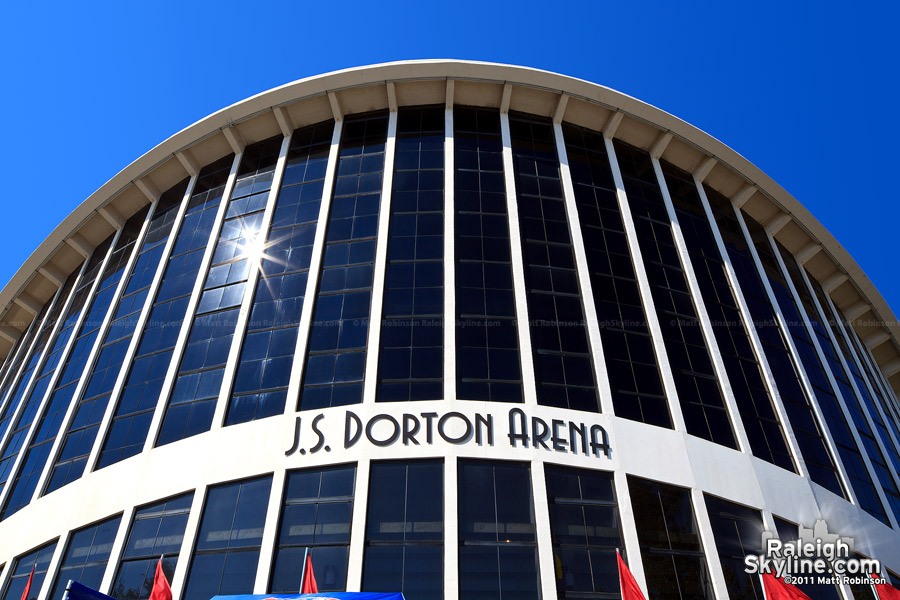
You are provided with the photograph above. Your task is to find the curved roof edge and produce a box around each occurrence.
[3,59,896,375]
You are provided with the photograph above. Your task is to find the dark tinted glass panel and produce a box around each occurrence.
[9,210,149,515]
[662,160,794,468]
[772,517,841,599]
[748,217,885,523]
[545,465,621,599]
[158,137,283,445]
[184,476,272,600]
[458,460,539,600]
[0,251,95,507]
[111,492,192,600]
[1,541,57,600]
[455,106,522,403]
[703,185,844,497]
[362,460,443,600]
[227,120,334,425]
[704,495,763,599]
[49,515,121,600]
[509,113,597,412]
[563,123,668,427]
[49,182,187,491]
[615,140,733,448]
[271,464,356,593]
[628,476,713,600]
[377,106,444,403]
[805,271,900,524]
[99,155,233,469]
[300,112,388,410]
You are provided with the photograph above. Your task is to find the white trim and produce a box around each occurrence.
[345,457,370,591]
[254,467,286,593]
[36,527,69,600]
[691,487,732,600]
[443,454,458,600]
[170,484,208,600]
[98,504,135,594]
[530,458,557,600]
[612,470,647,591]
[444,106,456,402]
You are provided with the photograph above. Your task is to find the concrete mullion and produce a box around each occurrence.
[444,107,456,402]
[98,504,136,594]
[253,467,286,593]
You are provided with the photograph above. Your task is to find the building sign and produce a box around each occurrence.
[285,407,611,459]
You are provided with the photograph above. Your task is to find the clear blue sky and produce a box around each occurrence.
[2,1,897,318]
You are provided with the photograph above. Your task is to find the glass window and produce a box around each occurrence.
[111,492,193,600]
[48,182,187,492]
[545,465,622,599]
[661,160,794,468]
[563,124,668,427]
[703,495,763,600]
[49,515,121,600]
[614,140,734,448]
[300,112,388,410]
[184,477,272,600]
[458,459,540,600]
[772,517,841,600]
[455,106,522,403]
[748,216,885,523]
[99,156,233,469]
[362,460,443,600]
[271,464,356,593]
[703,186,844,497]
[227,120,334,425]
[1,541,57,600]
[509,113,598,412]
[376,106,444,403]
[628,476,713,600]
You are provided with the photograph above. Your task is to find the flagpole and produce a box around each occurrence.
[61,580,73,600]
[758,573,767,600]
[299,547,309,594]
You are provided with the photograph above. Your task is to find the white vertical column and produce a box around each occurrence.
[85,174,198,474]
[553,113,615,415]
[693,181,808,477]
[99,505,136,593]
[612,471,647,592]
[362,109,398,405]
[731,208,856,503]
[143,152,243,452]
[444,83,456,402]
[0,235,117,513]
[212,134,292,430]
[345,457,371,591]
[285,120,343,410]
[850,325,900,459]
[530,459,557,600]
[444,454,458,600]
[36,530,70,600]
[499,107,538,407]
[691,488,733,600]
[35,204,158,500]
[254,467,286,593]
[603,136,687,432]
[171,485,208,600]
[0,313,41,414]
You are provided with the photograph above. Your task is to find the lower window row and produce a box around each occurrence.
[2,460,893,600]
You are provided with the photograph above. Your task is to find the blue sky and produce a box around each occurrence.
[2,0,897,317]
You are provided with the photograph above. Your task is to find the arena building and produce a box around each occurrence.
[0,60,898,600]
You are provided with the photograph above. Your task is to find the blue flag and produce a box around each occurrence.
[62,581,116,600]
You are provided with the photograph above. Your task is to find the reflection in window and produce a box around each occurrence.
[772,517,841,600]
[49,515,121,600]
[0,247,99,509]
[563,123,667,426]
[458,459,540,600]
[363,461,443,600]
[615,140,733,448]
[703,186,843,497]
[628,476,713,600]
[455,107,522,403]
[184,477,272,600]
[748,217,885,523]
[510,113,597,412]
[704,495,763,600]
[662,160,794,468]
[1,541,57,600]
[100,155,233,469]
[227,121,334,425]
[271,465,356,593]
[48,182,187,492]
[376,106,444,402]
[111,493,192,600]
[545,465,622,599]
[300,112,388,410]
[157,137,283,445]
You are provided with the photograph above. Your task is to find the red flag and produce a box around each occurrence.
[148,558,172,600]
[761,573,812,600]
[616,550,646,600]
[19,565,35,600]
[301,552,318,594]
[875,580,900,600]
